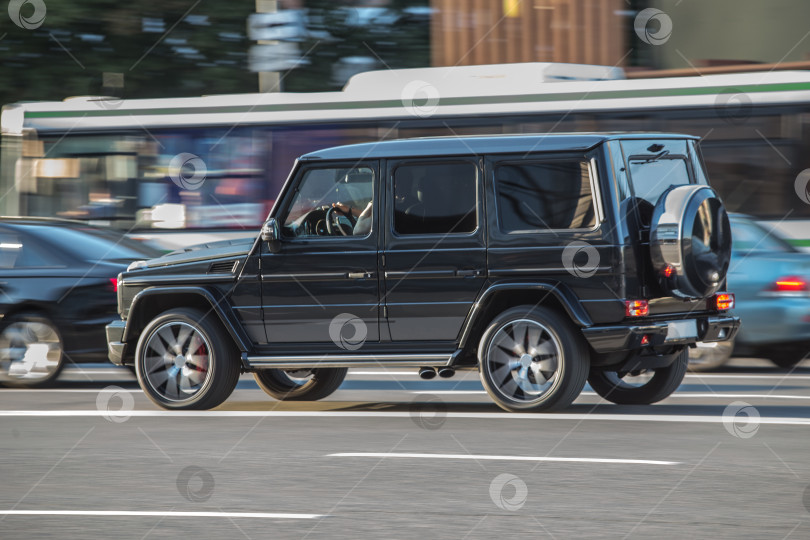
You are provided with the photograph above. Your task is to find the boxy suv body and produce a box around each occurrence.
[106,133,739,411]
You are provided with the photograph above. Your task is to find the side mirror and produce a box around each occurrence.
[261,218,281,253]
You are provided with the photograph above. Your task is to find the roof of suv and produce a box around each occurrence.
[300,132,699,161]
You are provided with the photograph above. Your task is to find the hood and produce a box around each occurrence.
[130,237,255,270]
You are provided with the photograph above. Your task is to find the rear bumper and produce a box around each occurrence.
[105,320,127,366]
[582,315,739,354]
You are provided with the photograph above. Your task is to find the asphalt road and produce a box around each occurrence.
[2,359,810,539]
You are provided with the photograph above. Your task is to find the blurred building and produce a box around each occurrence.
[646,0,810,71]
[430,0,628,67]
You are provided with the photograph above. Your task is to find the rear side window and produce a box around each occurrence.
[0,231,64,269]
[393,162,477,235]
[495,160,596,232]
[32,226,159,262]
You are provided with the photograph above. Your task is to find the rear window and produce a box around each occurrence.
[0,231,64,269]
[494,160,596,232]
[28,226,160,262]
[622,140,692,205]
[731,219,794,253]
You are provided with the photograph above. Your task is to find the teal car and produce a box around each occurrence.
[690,214,810,370]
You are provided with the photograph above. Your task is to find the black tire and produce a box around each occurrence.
[589,349,688,405]
[253,368,347,401]
[135,308,240,410]
[688,340,733,372]
[0,312,65,388]
[765,346,808,369]
[478,306,589,412]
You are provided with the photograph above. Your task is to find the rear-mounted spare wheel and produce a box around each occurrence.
[650,185,731,299]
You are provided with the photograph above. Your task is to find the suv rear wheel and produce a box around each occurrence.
[478,306,588,412]
[135,308,240,410]
[253,368,347,401]
[588,349,688,405]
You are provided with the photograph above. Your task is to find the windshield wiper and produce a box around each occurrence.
[634,150,671,164]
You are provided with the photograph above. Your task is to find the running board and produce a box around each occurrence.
[243,353,453,369]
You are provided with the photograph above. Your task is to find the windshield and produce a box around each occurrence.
[731,218,795,253]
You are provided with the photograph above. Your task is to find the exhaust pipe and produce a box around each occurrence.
[418,367,437,380]
[437,367,456,379]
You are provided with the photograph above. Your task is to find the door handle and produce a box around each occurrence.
[456,269,483,277]
[347,271,373,279]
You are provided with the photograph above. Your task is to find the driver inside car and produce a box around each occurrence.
[332,200,372,235]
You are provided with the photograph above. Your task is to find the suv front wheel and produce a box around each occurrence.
[478,306,589,412]
[135,308,240,410]
[588,349,688,405]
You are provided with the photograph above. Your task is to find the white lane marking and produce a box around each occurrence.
[411,391,810,400]
[348,371,417,376]
[410,390,487,395]
[0,389,143,393]
[0,510,322,519]
[329,452,679,466]
[62,370,133,375]
[664,393,810,400]
[684,374,810,380]
[1,410,810,425]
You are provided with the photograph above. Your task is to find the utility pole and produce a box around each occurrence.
[255,0,281,92]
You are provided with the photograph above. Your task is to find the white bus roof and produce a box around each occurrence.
[3,63,810,135]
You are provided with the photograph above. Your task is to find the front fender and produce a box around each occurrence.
[123,286,252,355]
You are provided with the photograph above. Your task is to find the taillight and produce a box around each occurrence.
[713,292,734,311]
[109,277,118,292]
[625,299,649,317]
[771,276,808,293]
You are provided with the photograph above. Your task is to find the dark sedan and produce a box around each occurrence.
[0,218,161,387]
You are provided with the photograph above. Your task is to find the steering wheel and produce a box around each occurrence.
[325,206,353,236]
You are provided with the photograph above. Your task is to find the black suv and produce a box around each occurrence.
[106,133,739,411]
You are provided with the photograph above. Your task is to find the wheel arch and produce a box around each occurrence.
[1,302,58,326]
[122,287,251,360]
[455,282,593,364]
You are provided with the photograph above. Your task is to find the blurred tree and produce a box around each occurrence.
[0,0,430,107]
[0,0,257,105]
[282,0,431,92]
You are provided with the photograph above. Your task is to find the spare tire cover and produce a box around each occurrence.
[650,185,731,298]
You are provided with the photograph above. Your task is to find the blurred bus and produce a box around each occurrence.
[2,62,810,250]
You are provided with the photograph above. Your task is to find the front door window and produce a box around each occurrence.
[282,166,374,238]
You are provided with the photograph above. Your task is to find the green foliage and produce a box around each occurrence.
[1,0,257,105]
[0,0,431,106]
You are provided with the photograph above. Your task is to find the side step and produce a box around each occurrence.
[244,353,453,370]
